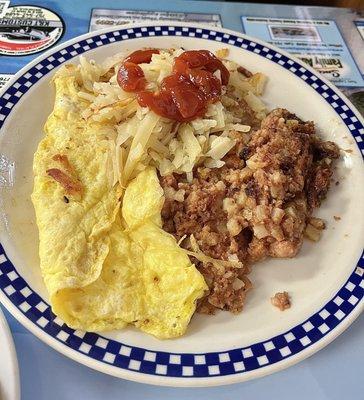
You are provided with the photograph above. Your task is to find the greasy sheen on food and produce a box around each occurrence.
[161,109,340,315]
[32,68,206,338]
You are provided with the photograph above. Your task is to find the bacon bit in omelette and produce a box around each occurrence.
[52,154,75,176]
[47,154,82,197]
[47,168,83,197]
[271,291,291,311]
[237,66,253,78]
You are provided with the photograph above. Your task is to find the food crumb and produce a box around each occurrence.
[216,48,229,58]
[335,181,340,186]
[334,215,341,221]
[271,291,291,311]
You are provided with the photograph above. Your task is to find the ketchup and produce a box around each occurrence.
[117,49,230,122]
[124,49,160,64]
[117,49,160,92]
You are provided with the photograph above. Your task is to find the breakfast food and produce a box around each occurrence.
[271,292,291,311]
[31,66,206,338]
[161,108,340,314]
[32,48,339,338]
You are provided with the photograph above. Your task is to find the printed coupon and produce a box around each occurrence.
[241,17,364,87]
[0,1,9,18]
[355,20,364,40]
[0,5,64,56]
[0,73,11,91]
[89,9,222,32]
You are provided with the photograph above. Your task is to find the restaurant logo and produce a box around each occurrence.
[0,5,64,56]
[296,53,344,79]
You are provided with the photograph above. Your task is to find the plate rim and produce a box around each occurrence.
[0,22,363,387]
[0,285,363,388]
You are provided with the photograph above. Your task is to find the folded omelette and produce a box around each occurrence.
[31,67,207,339]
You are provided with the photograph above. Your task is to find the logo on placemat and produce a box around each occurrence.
[0,5,64,56]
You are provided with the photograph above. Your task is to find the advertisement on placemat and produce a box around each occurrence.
[241,17,364,88]
[0,1,9,17]
[89,9,222,31]
[0,74,12,89]
[0,5,64,56]
[0,0,363,114]
[355,20,364,40]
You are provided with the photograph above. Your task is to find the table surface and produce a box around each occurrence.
[2,307,363,400]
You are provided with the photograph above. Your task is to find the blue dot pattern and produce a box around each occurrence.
[0,25,363,379]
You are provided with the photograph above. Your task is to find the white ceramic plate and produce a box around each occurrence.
[0,23,363,387]
[0,309,20,400]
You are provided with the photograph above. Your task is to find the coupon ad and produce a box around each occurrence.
[241,17,364,87]
[0,73,12,90]
[0,1,9,17]
[1,0,363,98]
[355,20,364,41]
[0,4,64,56]
[89,9,222,32]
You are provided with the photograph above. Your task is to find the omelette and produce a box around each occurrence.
[31,66,207,338]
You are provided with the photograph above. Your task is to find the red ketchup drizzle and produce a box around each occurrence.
[117,49,230,122]
[117,49,160,92]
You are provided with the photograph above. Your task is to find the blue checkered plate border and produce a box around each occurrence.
[0,24,363,385]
